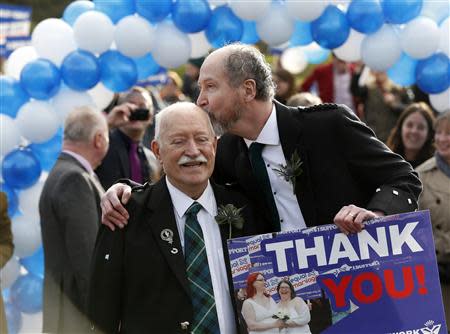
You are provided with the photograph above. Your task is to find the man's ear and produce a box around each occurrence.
[151,140,162,163]
[242,79,257,102]
[93,131,103,149]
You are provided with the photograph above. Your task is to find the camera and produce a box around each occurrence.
[129,108,150,121]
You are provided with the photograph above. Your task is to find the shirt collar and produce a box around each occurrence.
[244,103,279,147]
[62,150,94,174]
[165,177,217,218]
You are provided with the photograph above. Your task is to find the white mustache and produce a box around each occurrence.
[178,155,208,165]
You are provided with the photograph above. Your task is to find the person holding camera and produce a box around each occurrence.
[96,86,161,189]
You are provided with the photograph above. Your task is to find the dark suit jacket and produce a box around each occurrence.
[213,101,422,234]
[39,153,104,333]
[95,129,152,190]
[88,178,258,334]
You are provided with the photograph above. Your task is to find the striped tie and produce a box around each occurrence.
[184,202,220,334]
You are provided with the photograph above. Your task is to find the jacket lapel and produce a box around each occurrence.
[275,101,317,227]
[145,179,191,297]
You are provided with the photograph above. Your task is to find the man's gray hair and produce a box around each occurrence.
[221,43,275,101]
[154,102,215,142]
[64,106,106,143]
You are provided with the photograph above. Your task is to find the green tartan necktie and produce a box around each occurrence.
[184,202,220,334]
[248,142,281,231]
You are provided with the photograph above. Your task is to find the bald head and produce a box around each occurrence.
[64,106,108,144]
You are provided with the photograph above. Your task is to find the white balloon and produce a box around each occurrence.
[12,213,42,258]
[400,17,440,59]
[0,256,21,289]
[16,101,59,144]
[21,312,43,333]
[52,87,95,123]
[4,46,38,80]
[256,2,295,46]
[208,0,227,6]
[280,47,308,74]
[152,21,191,69]
[88,83,115,111]
[0,115,21,157]
[31,18,77,66]
[189,32,211,58]
[333,29,365,62]
[19,180,45,216]
[73,11,114,54]
[285,0,329,21]
[361,25,402,72]
[115,15,155,58]
[420,1,450,24]
[430,88,450,113]
[438,18,449,57]
[229,0,271,21]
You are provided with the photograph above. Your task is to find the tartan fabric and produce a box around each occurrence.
[184,202,220,334]
[248,142,281,231]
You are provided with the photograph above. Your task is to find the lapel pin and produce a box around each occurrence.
[160,228,174,244]
[104,254,109,260]
[171,248,179,254]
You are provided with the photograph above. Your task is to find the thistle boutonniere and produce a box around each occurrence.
[272,150,303,194]
[215,204,245,239]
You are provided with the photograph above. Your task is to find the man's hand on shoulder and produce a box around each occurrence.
[333,204,384,235]
[100,183,132,231]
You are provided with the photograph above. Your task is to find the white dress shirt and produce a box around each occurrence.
[166,178,236,334]
[244,104,306,232]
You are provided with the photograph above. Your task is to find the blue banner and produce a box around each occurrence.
[227,211,447,333]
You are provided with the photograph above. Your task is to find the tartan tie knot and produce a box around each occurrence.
[185,201,202,219]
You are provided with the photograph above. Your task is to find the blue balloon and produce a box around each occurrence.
[20,59,61,100]
[240,20,259,44]
[289,21,313,47]
[10,274,43,314]
[2,147,42,190]
[206,6,243,49]
[19,247,44,279]
[347,0,384,34]
[381,0,422,24]
[28,127,63,171]
[134,53,162,81]
[93,0,135,23]
[0,76,29,118]
[136,0,172,23]
[5,302,22,334]
[304,46,331,65]
[62,0,94,25]
[0,182,19,216]
[173,0,211,33]
[99,50,138,92]
[61,50,100,91]
[311,5,350,49]
[387,53,418,86]
[415,53,450,94]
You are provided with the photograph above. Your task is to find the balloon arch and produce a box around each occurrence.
[1,0,449,332]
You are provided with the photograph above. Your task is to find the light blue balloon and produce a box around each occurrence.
[28,127,63,171]
[99,50,138,92]
[0,76,29,118]
[134,53,162,81]
[62,0,94,25]
[240,20,259,44]
[136,0,172,23]
[311,5,350,49]
[2,147,42,190]
[381,0,423,24]
[5,302,22,334]
[347,0,384,34]
[173,0,211,33]
[93,0,135,23]
[415,53,450,94]
[20,59,61,100]
[387,53,418,86]
[205,6,243,49]
[10,274,43,314]
[304,45,331,65]
[61,50,100,91]
[289,21,313,47]
[19,247,44,279]
[0,182,19,216]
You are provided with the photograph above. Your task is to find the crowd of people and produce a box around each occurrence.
[1,42,449,334]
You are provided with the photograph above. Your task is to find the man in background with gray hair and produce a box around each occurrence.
[39,106,109,333]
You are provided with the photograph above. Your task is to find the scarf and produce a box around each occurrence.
[435,152,450,178]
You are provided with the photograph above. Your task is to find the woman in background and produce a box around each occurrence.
[387,102,436,168]
[416,111,450,329]
[273,69,296,105]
